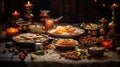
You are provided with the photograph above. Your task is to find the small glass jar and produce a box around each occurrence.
[34,42,43,50]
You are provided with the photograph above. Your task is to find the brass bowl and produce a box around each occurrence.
[52,39,79,51]
[88,46,105,58]
[47,26,85,38]
[81,23,100,36]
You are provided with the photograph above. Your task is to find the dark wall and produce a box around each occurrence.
[2,0,50,22]
[1,0,120,23]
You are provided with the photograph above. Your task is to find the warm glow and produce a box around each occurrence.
[94,0,97,2]
[103,4,106,7]
[27,1,30,4]
[14,11,17,14]
[111,3,118,8]
[6,28,19,36]
[25,1,33,7]
[101,40,112,48]
[12,11,20,16]
[113,3,116,6]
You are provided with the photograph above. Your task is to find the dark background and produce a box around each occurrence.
[0,0,120,23]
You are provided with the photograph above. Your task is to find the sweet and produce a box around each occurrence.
[12,33,47,43]
[55,39,78,46]
[82,23,100,30]
[48,25,85,35]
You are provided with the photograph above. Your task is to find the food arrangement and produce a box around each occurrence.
[82,23,100,30]
[29,24,42,34]
[54,39,78,46]
[12,33,48,43]
[48,25,85,38]
[79,35,103,47]
[53,38,79,50]
[60,49,90,60]
[4,22,108,61]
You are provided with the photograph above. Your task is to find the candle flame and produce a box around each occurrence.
[94,0,97,2]
[14,11,17,14]
[113,3,116,6]
[103,4,106,7]
[27,1,30,4]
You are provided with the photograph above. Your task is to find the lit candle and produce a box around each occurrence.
[25,1,33,7]
[113,3,117,7]
[6,28,19,36]
[12,11,20,17]
[103,4,106,7]
[94,0,97,2]
[111,3,118,8]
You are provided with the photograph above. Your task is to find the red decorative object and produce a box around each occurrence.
[101,40,112,48]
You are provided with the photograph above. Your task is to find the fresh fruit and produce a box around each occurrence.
[30,53,37,60]
[19,53,26,61]
[14,49,19,55]
[9,47,16,52]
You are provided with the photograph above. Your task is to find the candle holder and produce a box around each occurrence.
[6,27,19,37]
[108,3,118,39]
[99,18,108,39]
[25,1,34,25]
[11,11,20,27]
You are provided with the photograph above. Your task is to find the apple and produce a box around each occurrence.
[19,53,26,61]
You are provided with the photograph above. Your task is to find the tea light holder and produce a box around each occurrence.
[6,27,19,37]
